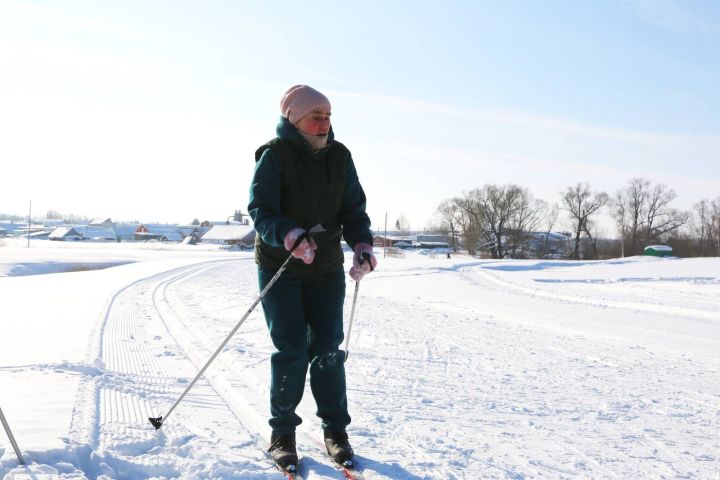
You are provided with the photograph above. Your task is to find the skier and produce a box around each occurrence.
[248,85,377,473]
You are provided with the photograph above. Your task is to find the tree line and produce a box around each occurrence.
[434,177,720,259]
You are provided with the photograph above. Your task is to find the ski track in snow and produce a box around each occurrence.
[110,259,720,478]
[467,265,720,323]
[342,259,720,479]
[150,261,407,480]
[3,255,719,479]
[67,261,285,479]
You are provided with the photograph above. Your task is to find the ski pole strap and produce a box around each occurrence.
[360,252,374,271]
[289,231,309,253]
[288,224,326,252]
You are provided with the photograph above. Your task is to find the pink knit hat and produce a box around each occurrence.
[280,85,331,124]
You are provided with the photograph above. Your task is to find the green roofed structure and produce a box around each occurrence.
[643,245,673,257]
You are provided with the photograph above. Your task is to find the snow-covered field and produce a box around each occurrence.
[1,240,719,479]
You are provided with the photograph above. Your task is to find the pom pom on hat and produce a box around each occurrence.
[280,85,331,124]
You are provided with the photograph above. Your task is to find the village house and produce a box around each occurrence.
[201,223,256,246]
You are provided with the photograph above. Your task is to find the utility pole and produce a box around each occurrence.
[27,200,32,248]
[384,212,387,258]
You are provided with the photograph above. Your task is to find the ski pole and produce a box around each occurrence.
[0,407,25,465]
[149,224,324,430]
[344,252,373,362]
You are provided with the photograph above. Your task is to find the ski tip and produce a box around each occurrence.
[148,416,163,430]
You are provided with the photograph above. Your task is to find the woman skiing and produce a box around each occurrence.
[248,84,377,473]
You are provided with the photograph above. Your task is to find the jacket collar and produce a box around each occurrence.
[276,116,335,150]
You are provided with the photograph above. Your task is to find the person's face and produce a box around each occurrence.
[295,109,331,136]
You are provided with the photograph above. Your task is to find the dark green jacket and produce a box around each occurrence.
[248,117,373,273]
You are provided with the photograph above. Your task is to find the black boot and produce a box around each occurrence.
[324,429,354,466]
[268,431,298,471]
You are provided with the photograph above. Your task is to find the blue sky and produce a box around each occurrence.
[1,0,718,235]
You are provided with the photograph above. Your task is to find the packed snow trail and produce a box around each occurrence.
[2,252,719,479]
[73,261,287,479]
[130,255,719,479]
[150,260,414,480]
[83,259,400,479]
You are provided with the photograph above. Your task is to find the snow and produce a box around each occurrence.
[645,245,673,251]
[1,240,719,479]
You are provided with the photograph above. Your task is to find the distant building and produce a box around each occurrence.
[0,222,21,237]
[201,224,255,246]
[75,226,116,241]
[13,225,52,238]
[113,224,141,242]
[134,224,185,242]
[373,235,413,248]
[415,241,450,249]
[643,245,673,257]
[48,227,83,241]
[90,218,114,227]
[415,233,454,245]
[48,226,116,241]
[525,232,571,258]
[373,232,454,249]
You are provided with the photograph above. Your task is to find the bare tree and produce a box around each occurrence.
[611,193,629,257]
[450,195,477,254]
[506,197,547,258]
[692,200,712,256]
[614,178,688,254]
[435,199,461,252]
[451,184,543,258]
[539,203,559,258]
[46,209,63,219]
[701,197,720,257]
[395,214,411,234]
[475,185,523,259]
[561,183,608,260]
[643,183,689,244]
[713,198,720,257]
[614,177,649,255]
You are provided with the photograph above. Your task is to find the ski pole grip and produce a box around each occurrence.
[288,224,326,253]
[289,231,309,253]
[361,251,374,271]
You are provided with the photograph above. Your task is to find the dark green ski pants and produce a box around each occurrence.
[258,265,351,434]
